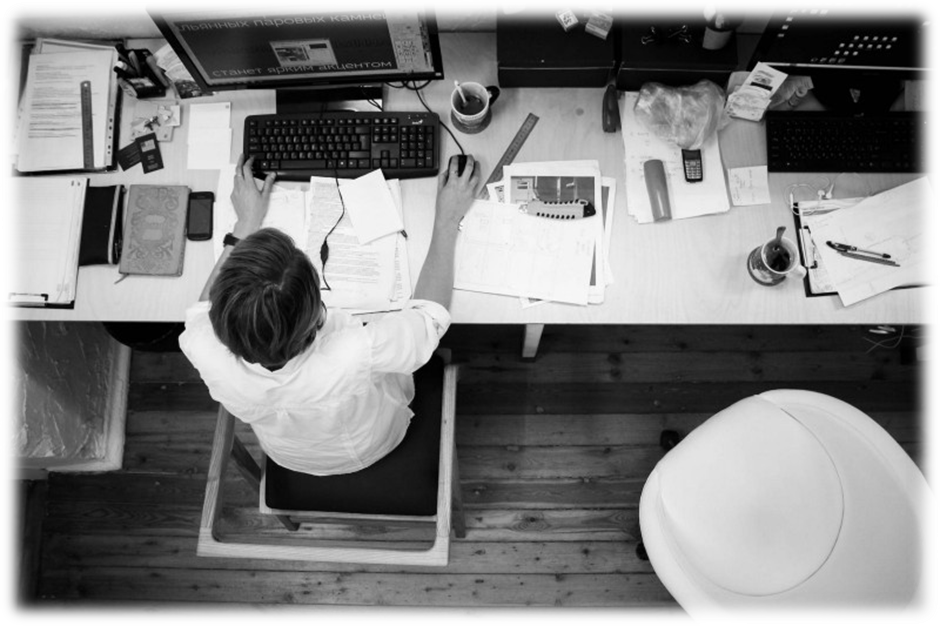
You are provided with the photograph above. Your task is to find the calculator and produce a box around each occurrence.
[681,149,703,183]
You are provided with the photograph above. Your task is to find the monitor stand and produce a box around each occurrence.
[811,74,905,115]
[275,85,384,115]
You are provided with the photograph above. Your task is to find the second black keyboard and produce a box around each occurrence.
[244,110,439,181]
[765,111,926,173]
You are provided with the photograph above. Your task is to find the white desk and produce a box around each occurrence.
[9,33,926,338]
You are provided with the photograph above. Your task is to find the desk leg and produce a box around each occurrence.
[522,324,544,359]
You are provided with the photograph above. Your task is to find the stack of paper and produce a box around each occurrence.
[15,39,119,173]
[804,177,930,307]
[619,92,730,223]
[455,160,615,307]
[214,166,410,313]
[10,177,88,307]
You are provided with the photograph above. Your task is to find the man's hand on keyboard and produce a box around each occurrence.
[436,154,479,230]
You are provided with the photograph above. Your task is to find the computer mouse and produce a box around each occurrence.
[453,154,468,176]
[643,159,672,222]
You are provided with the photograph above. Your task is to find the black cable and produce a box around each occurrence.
[319,177,346,292]
[409,80,465,156]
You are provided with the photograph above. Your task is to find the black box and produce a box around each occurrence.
[497,12,617,88]
[616,19,741,91]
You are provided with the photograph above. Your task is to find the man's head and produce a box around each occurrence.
[209,228,323,369]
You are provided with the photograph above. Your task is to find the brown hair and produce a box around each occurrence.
[209,228,322,369]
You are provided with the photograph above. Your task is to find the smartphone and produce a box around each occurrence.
[187,191,214,241]
[681,149,703,183]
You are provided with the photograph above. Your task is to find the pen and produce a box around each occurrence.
[826,242,900,267]
[826,241,892,259]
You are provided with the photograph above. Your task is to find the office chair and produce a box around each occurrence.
[198,360,466,566]
[639,390,934,612]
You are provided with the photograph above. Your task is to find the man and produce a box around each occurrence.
[179,153,479,475]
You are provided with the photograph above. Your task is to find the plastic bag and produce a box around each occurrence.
[633,80,728,150]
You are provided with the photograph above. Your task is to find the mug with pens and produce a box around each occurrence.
[702,2,744,50]
[113,43,167,99]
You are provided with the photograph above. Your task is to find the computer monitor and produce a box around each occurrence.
[750,9,927,113]
[151,9,444,111]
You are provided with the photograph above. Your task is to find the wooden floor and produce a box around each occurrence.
[22,324,925,607]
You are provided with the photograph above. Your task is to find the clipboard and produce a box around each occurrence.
[793,198,922,298]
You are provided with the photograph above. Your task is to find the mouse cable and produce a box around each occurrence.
[318,176,347,292]
[407,80,465,157]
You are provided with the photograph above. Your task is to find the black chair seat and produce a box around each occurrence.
[263,358,444,516]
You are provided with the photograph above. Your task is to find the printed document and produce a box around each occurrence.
[455,200,598,306]
[16,47,118,172]
[808,177,929,306]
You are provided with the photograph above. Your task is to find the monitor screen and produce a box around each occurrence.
[151,9,444,93]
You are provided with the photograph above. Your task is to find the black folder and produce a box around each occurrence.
[78,184,124,266]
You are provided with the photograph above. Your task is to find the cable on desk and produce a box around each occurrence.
[318,177,346,292]
[389,80,465,157]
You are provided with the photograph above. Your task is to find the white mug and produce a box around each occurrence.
[747,236,807,286]
[450,82,500,134]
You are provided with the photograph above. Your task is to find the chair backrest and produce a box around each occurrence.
[198,363,463,566]
[639,390,932,611]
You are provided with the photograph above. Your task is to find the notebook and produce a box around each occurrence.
[119,185,189,277]
[10,177,88,307]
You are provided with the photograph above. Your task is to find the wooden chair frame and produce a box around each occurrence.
[198,363,465,566]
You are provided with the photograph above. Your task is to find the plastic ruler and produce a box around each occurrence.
[80,80,94,170]
[480,112,539,199]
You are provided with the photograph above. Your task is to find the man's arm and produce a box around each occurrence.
[198,155,276,301]
[413,154,480,309]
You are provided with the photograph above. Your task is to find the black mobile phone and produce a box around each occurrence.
[187,191,214,241]
[681,149,703,183]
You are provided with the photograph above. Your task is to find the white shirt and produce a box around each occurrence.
[179,299,450,476]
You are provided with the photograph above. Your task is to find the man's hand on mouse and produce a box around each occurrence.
[436,154,479,229]
[231,154,276,238]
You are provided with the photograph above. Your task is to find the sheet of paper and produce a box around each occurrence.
[187,102,232,170]
[601,177,616,285]
[386,180,412,306]
[808,177,930,306]
[503,160,607,301]
[518,177,615,308]
[188,102,231,128]
[455,200,597,306]
[187,128,232,170]
[338,170,404,244]
[306,177,399,311]
[620,91,730,223]
[728,166,771,206]
[16,49,116,171]
[10,177,86,305]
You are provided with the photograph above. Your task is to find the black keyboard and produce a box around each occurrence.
[244,110,439,181]
[765,111,925,173]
